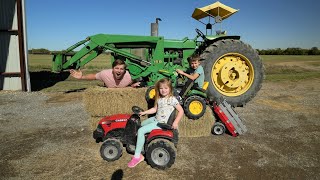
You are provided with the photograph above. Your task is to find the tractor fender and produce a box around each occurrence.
[145,129,179,148]
[208,35,240,43]
[145,135,177,152]
[147,129,174,141]
[186,89,207,98]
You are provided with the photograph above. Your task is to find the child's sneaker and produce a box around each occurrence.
[128,154,144,168]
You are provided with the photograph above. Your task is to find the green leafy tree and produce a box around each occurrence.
[308,47,320,55]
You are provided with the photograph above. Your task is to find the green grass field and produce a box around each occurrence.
[260,55,320,62]
[260,55,320,81]
[28,54,320,92]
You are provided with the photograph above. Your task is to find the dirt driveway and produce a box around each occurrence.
[0,79,319,180]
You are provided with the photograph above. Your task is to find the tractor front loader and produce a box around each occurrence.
[52,1,264,109]
[52,33,195,87]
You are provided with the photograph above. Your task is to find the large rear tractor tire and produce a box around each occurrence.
[200,39,264,107]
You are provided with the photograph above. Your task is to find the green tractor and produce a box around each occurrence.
[52,2,264,119]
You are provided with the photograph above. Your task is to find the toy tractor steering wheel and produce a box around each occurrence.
[132,106,144,115]
[195,28,208,42]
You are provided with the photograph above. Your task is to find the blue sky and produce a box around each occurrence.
[26,0,320,51]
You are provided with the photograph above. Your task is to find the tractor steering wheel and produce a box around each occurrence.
[195,28,208,42]
[132,106,144,115]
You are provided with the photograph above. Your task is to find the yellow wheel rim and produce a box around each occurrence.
[149,88,156,99]
[189,101,203,115]
[211,53,254,96]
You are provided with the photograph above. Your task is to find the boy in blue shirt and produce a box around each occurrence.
[175,54,205,97]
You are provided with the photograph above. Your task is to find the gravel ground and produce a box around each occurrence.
[0,79,319,180]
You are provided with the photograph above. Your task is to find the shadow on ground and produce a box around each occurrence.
[30,71,70,91]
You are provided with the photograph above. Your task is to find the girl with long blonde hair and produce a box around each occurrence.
[128,78,184,168]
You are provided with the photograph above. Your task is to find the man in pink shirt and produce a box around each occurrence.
[70,59,140,88]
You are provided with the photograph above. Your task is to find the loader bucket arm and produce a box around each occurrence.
[52,38,102,72]
[52,34,163,72]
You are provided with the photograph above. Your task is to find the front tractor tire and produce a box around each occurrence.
[145,86,156,102]
[183,96,206,120]
[100,139,123,162]
[146,139,176,170]
[200,39,264,107]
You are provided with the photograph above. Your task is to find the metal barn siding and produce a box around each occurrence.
[0,0,30,91]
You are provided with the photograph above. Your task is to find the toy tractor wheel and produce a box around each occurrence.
[145,86,156,102]
[183,96,206,119]
[146,139,176,170]
[200,39,264,107]
[212,122,226,135]
[100,139,123,162]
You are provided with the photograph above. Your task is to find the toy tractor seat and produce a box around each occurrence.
[194,81,209,93]
[157,110,176,130]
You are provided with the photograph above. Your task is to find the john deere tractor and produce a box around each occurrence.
[52,2,264,117]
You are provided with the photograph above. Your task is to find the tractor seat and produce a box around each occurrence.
[157,123,172,130]
[157,110,176,130]
[195,81,209,93]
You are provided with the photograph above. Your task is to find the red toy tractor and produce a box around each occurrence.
[93,106,178,170]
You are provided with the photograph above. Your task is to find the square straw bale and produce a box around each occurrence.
[178,107,216,137]
[83,87,148,117]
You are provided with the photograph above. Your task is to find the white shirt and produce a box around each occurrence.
[155,96,179,123]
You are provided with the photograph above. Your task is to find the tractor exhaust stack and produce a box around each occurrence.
[151,18,161,36]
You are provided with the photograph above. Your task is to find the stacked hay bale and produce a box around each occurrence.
[83,87,148,117]
[84,86,148,130]
[84,86,216,137]
[178,108,215,137]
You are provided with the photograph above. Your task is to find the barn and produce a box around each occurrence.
[0,0,30,91]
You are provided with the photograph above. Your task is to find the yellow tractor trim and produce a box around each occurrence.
[202,81,209,90]
[211,53,254,97]
[192,1,239,21]
[149,88,156,99]
[189,100,204,115]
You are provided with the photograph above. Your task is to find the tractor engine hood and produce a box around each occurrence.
[100,114,131,124]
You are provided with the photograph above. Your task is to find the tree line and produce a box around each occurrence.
[257,47,320,55]
[28,49,75,54]
[29,47,320,55]
[28,48,51,54]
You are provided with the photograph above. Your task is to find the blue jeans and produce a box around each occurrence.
[134,117,160,157]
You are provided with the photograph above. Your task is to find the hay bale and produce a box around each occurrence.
[83,87,148,117]
[178,107,216,137]
[89,117,101,131]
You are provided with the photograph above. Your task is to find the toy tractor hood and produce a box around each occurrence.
[192,1,239,22]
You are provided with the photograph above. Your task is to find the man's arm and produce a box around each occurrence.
[70,69,96,80]
[130,79,141,88]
